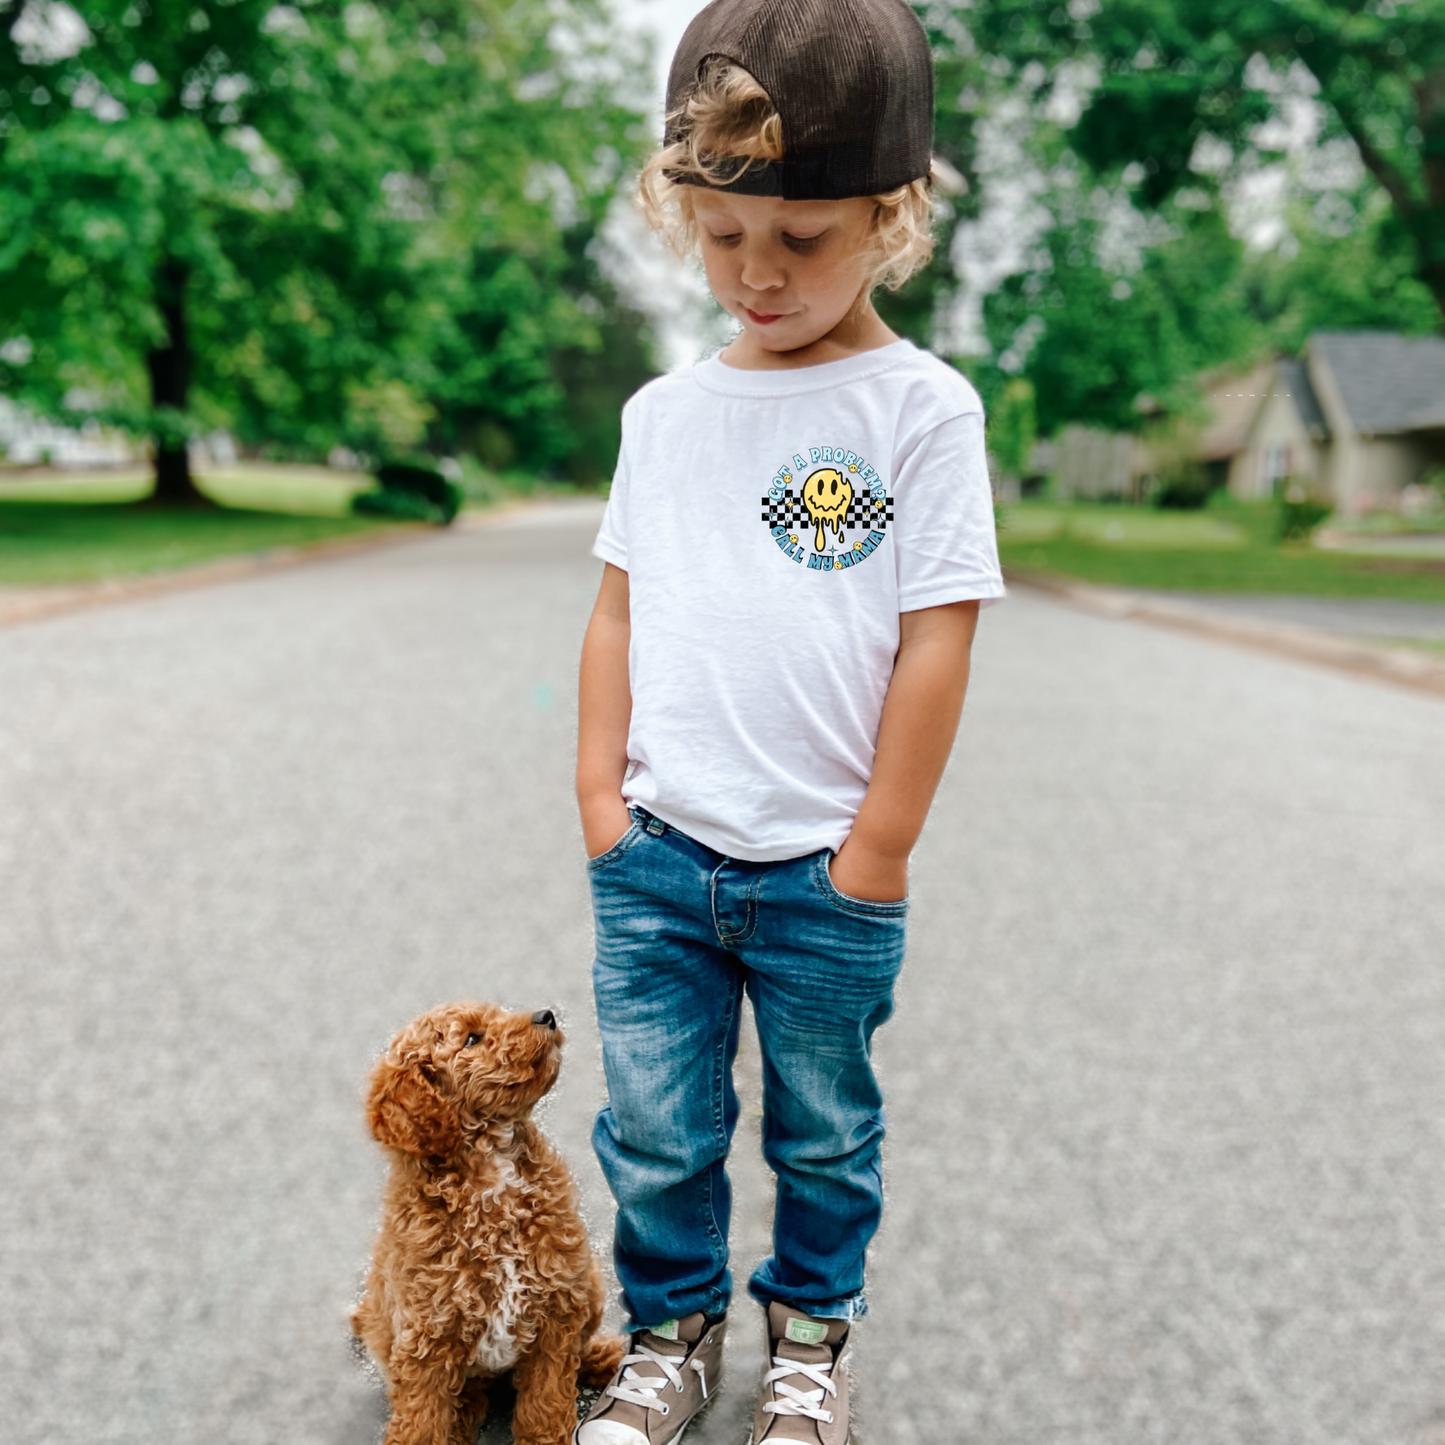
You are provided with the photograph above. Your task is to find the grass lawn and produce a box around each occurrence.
[999,499,1445,603]
[0,464,392,586]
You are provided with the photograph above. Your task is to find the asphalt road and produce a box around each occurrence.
[2,501,1442,1445]
[1155,592,1445,643]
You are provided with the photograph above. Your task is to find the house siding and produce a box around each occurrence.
[1306,343,1362,510]
[1229,384,1322,500]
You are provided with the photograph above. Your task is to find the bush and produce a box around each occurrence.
[351,462,463,526]
[1277,495,1331,541]
[1153,464,1211,511]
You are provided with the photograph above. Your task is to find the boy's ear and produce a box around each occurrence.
[366,1054,461,1158]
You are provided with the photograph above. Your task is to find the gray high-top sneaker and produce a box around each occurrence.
[575,1311,726,1445]
[750,1302,852,1445]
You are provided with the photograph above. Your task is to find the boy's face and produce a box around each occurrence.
[690,190,877,355]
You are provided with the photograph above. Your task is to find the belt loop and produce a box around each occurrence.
[645,815,668,837]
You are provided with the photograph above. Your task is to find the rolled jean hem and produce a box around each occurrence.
[621,1288,732,1332]
[747,1283,869,1323]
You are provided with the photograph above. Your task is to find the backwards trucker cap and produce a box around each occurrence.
[664,0,934,201]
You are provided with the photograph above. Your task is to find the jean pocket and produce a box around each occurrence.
[814,853,909,917]
[586,819,645,871]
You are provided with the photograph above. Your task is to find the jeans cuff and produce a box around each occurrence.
[750,1285,868,1323]
[622,1288,732,1332]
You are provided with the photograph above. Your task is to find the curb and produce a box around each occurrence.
[1005,568,1445,702]
[0,499,544,631]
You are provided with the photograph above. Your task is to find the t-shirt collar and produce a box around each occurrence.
[692,339,917,398]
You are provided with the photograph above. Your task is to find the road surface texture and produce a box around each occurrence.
[1153,592,1445,644]
[2,501,1442,1445]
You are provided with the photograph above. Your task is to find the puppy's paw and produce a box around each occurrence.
[578,1333,626,1388]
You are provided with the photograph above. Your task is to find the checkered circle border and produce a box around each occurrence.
[760,489,895,536]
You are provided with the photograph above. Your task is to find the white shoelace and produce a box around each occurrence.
[761,1352,840,1424]
[605,1345,688,1414]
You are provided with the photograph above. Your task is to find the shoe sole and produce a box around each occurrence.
[746,1434,850,1445]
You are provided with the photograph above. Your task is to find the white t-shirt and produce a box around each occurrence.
[593,338,1004,862]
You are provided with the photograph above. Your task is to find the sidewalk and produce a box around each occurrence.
[0,526,420,628]
[1006,569,1445,700]
[0,500,554,630]
[1151,592,1445,643]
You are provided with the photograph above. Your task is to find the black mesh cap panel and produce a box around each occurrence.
[664,0,934,201]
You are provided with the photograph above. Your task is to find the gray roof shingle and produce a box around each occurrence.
[1277,357,1329,438]
[1312,331,1445,435]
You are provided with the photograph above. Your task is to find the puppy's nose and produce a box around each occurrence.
[531,1009,557,1030]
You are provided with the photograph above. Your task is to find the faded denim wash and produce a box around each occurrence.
[588,806,907,1329]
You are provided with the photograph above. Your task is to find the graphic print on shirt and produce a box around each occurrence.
[760,446,894,572]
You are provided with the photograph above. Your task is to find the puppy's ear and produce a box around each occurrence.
[366,1055,461,1158]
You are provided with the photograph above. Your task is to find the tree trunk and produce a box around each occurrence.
[1418,78,1445,322]
[146,260,209,506]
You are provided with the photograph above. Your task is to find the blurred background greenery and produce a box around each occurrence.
[1,0,1443,590]
[0,0,655,506]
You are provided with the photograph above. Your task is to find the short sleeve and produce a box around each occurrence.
[892,410,1005,612]
[592,410,631,570]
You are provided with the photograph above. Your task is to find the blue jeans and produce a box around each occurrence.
[588,807,907,1329]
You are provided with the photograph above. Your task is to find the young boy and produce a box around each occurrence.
[575,2,1003,1441]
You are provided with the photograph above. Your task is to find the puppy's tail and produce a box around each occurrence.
[579,1333,626,1388]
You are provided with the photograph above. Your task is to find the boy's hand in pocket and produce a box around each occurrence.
[582,794,633,859]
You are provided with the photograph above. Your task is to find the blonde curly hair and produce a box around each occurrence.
[639,58,939,293]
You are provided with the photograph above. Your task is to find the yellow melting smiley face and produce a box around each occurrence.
[801,467,852,553]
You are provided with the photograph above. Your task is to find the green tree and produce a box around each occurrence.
[543,222,657,486]
[963,0,1445,322]
[1246,182,1440,349]
[423,214,655,482]
[875,9,988,345]
[978,189,1259,435]
[987,376,1037,478]
[0,0,646,501]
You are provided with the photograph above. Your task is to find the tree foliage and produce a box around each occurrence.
[0,0,651,498]
[985,377,1035,477]
[983,198,1258,435]
[874,9,988,346]
[931,0,1445,444]
[1245,182,1440,349]
[965,0,1445,319]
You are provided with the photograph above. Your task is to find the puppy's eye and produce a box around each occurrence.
[464,1032,485,1048]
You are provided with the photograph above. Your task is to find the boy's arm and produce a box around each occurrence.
[829,599,982,903]
[577,562,635,858]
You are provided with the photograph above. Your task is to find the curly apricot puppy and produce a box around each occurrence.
[353,1001,625,1445]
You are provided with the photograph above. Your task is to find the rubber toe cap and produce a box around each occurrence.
[575,1420,650,1445]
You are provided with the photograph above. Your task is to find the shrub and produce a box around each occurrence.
[1153,463,1211,510]
[1277,495,1331,541]
[352,462,463,526]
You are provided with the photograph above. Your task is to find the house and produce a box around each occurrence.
[0,398,133,468]
[1213,332,1445,512]
[1197,358,1288,491]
